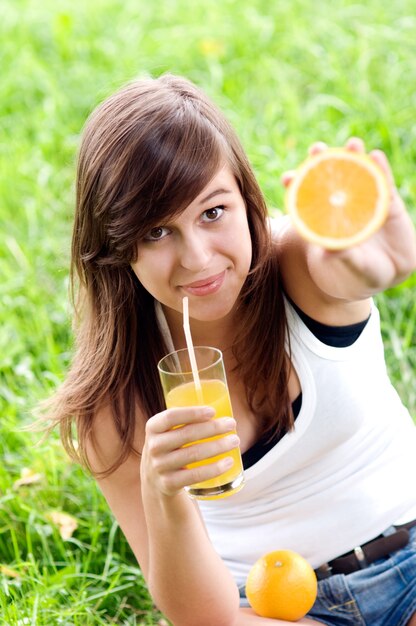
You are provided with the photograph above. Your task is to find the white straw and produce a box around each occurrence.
[182,297,204,404]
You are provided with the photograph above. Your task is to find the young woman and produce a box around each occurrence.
[48,74,416,625]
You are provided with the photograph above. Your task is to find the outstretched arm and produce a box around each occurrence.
[278,138,416,325]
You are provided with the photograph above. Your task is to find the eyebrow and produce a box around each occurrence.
[199,188,232,204]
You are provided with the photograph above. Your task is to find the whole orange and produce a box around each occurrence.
[245,549,318,621]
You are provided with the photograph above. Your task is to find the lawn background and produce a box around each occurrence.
[1,0,415,623]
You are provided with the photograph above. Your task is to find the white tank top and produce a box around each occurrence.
[197,298,416,587]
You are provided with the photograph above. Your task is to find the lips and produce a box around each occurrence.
[181,271,226,296]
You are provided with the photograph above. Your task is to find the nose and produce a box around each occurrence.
[178,230,212,272]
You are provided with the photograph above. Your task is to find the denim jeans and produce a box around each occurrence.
[239,526,416,626]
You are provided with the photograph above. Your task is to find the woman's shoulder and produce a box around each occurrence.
[85,399,145,476]
[84,401,151,575]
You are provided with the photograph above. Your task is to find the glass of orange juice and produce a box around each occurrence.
[157,346,244,500]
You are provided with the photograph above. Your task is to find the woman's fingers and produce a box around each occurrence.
[147,408,235,442]
[158,454,235,495]
[156,432,240,473]
[146,406,215,434]
[282,137,383,189]
[149,415,236,453]
[142,408,239,495]
[144,426,239,495]
[172,416,236,447]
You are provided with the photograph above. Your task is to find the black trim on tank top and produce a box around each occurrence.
[288,297,370,348]
[242,393,303,469]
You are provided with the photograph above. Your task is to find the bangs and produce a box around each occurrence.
[138,112,227,229]
[103,102,229,264]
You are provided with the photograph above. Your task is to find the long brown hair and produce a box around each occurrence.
[47,74,291,475]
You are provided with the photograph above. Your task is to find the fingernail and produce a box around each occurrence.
[309,141,327,155]
[227,435,240,447]
[220,457,234,470]
[281,170,295,187]
[223,418,236,431]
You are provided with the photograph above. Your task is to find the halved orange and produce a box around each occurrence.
[285,148,390,249]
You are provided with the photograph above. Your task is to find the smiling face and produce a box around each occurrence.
[131,165,252,324]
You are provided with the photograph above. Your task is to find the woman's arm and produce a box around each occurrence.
[277,138,416,324]
[140,405,242,626]
[87,403,241,626]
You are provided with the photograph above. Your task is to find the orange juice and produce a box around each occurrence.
[166,379,244,498]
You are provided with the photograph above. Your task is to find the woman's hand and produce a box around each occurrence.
[141,406,239,497]
[138,406,242,626]
[282,137,416,300]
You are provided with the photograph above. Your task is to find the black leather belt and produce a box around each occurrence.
[315,519,416,580]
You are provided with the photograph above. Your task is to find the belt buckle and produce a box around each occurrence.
[353,545,368,569]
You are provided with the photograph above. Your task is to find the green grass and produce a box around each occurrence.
[1,0,415,622]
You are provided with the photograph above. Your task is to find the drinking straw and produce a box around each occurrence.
[182,297,204,404]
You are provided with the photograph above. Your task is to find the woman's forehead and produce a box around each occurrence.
[191,164,238,203]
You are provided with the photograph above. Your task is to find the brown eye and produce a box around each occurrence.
[150,227,163,238]
[144,226,170,241]
[202,206,224,222]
